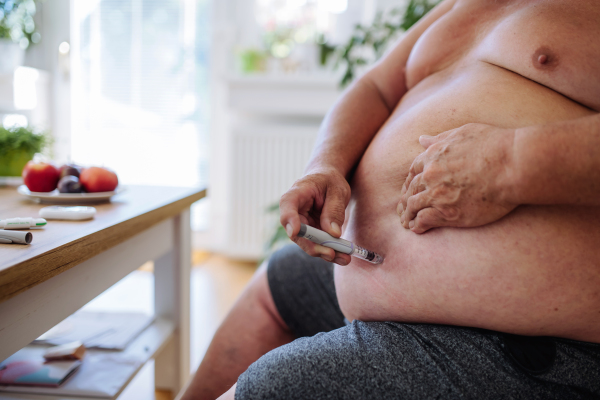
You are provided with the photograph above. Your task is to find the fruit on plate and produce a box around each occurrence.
[79,167,118,193]
[57,175,84,193]
[22,161,60,192]
[59,164,82,179]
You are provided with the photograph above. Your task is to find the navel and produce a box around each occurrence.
[532,46,559,70]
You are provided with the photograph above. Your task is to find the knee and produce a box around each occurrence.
[234,324,371,400]
[234,335,336,400]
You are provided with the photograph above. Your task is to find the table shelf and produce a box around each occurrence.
[0,318,174,400]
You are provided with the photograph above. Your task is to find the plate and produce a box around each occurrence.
[17,185,125,204]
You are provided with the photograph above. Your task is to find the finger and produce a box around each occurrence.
[418,135,436,149]
[280,188,313,239]
[396,200,404,216]
[402,188,431,228]
[320,185,350,238]
[292,237,336,261]
[407,154,426,186]
[400,173,426,225]
[409,207,452,234]
[333,251,351,266]
[420,127,459,148]
[400,158,423,204]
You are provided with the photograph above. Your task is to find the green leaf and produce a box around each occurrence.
[330,0,442,87]
[0,126,49,157]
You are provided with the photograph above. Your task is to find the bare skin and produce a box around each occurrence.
[181,266,294,400]
[185,1,600,398]
[334,0,600,342]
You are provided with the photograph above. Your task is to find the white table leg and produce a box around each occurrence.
[154,209,191,393]
[0,220,172,363]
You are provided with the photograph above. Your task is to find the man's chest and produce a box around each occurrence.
[405,0,600,111]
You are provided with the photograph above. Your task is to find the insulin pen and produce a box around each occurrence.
[297,223,384,264]
[0,217,46,229]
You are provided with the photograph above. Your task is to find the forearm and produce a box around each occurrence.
[510,113,600,205]
[305,77,396,179]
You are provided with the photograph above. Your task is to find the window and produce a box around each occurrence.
[71,0,210,229]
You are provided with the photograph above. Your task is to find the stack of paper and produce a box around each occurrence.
[34,311,153,350]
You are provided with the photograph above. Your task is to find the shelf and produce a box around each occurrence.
[0,318,174,400]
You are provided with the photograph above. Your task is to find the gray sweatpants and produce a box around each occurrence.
[235,245,600,399]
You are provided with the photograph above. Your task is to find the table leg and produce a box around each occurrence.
[154,209,191,393]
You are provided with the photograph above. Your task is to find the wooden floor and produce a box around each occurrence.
[73,250,257,400]
[131,251,257,400]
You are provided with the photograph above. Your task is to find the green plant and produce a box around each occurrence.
[0,0,40,48]
[0,126,49,176]
[238,48,268,73]
[333,0,441,87]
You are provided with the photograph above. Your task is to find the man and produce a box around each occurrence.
[182,0,600,398]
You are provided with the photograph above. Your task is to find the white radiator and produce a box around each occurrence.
[226,124,318,259]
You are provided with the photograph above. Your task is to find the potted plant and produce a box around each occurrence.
[0,0,40,73]
[0,126,48,177]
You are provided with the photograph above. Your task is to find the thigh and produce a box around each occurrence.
[267,244,346,338]
[235,322,600,400]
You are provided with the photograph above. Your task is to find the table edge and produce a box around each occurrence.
[0,188,206,304]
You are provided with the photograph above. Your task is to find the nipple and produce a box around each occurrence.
[537,54,547,64]
[532,46,558,70]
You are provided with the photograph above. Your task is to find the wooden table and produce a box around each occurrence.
[0,185,206,396]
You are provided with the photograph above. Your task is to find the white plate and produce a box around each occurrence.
[17,185,125,204]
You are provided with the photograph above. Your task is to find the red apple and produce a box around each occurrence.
[22,161,60,192]
[80,167,119,192]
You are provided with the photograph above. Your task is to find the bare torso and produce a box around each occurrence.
[335,0,600,343]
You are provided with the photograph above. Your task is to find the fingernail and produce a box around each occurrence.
[409,220,415,229]
[331,221,341,236]
[334,257,348,266]
[285,223,293,238]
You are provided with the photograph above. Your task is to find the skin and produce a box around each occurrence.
[284,0,600,343]
[181,265,294,400]
[184,0,600,398]
[398,115,600,233]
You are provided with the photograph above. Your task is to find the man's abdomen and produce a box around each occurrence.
[335,62,600,343]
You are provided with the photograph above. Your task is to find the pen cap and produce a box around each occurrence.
[0,229,32,244]
[298,224,353,255]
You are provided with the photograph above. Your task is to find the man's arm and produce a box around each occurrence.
[512,113,600,205]
[398,113,600,233]
[280,0,457,263]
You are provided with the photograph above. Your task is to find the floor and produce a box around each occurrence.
[81,251,258,400]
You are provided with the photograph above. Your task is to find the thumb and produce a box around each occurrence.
[320,186,349,238]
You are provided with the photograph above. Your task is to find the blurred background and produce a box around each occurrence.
[0,0,435,397]
[0,0,436,261]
